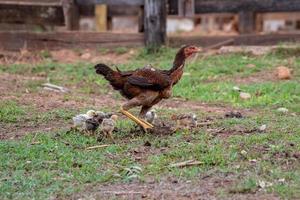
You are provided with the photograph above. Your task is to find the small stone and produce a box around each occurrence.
[277,107,289,113]
[241,150,247,156]
[240,92,251,100]
[278,178,285,183]
[259,124,267,131]
[258,180,266,188]
[233,86,241,92]
[249,159,257,164]
[246,63,256,68]
[80,52,91,59]
[276,66,292,80]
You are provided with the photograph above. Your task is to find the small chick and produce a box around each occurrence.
[72,110,96,130]
[145,109,157,124]
[84,118,99,135]
[94,111,113,124]
[100,114,118,140]
[172,113,198,130]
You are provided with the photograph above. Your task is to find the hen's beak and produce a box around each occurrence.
[195,47,202,53]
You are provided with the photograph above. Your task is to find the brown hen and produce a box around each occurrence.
[94,45,201,130]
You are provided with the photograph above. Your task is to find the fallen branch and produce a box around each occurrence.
[86,144,110,150]
[169,160,203,168]
[42,83,69,93]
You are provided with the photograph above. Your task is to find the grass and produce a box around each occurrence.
[0,46,300,199]
[0,101,26,123]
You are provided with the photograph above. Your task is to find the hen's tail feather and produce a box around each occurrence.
[94,63,124,91]
[95,63,114,76]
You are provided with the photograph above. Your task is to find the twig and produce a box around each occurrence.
[30,141,41,145]
[169,160,203,168]
[100,191,143,195]
[85,144,110,150]
[197,121,214,126]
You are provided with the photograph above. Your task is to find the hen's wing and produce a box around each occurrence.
[128,68,171,90]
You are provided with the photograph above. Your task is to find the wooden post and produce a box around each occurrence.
[178,0,195,17]
[144,0,166,49]
[62,0,79,30]
[138,5,144,32]
[95,4,108,31]
[238,11,255,34]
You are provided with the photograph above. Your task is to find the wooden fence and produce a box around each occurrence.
[1,0,300,50]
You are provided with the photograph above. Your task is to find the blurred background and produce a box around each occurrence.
[1,0,300,50]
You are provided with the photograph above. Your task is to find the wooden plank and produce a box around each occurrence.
[0,31,144,50]
[239,11,255,34]
[62,0,79,30]
[0,0,61,6]
[1,31,300,51]
[76,0,144,6]
[169,33,300,47]
[195,0,300,13]
[144,0,167,48]
[0,5,64,25]
[95,4,107,31]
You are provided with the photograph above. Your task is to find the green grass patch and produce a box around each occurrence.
[0,100,26,123]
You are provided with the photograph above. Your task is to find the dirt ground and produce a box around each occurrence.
[74,176,279,200]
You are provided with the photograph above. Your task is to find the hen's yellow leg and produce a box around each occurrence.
[120,108,153,130]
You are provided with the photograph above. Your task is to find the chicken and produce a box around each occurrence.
[84,118,99,135]
[172,113,198,130]
[72,110,96,130]
[94,111,113,124]
[94,45,201,130]
[145,109,157,124]
[100,114,118,140]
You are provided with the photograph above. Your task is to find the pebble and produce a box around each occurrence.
[277,107,289,113]
[246,63,256,68]
[80,52,91,59]
[240,150,248,156]
[240,92,251,100]
[259,124,267,131]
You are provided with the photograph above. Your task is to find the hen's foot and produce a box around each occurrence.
[120,108,153,131]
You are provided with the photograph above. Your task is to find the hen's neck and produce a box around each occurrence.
[169,52,185,73]
[168,51,186,85]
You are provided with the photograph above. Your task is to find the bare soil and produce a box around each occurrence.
[73,175,279,200]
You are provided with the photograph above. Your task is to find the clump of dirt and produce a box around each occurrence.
[128,123,176,136]
[225,111,243,118]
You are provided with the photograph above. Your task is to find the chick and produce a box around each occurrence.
[172,113,198,130]
[72,110,96,130]
[145,109,157,124]
[84,118,99,135]
[100,114,118,140]
[94,111,113,124]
